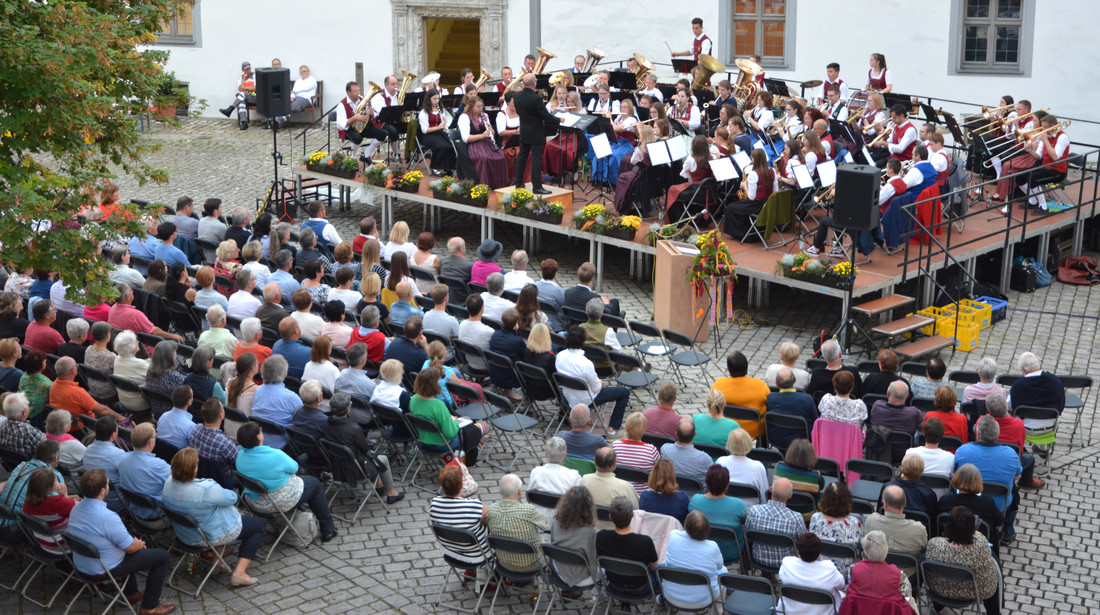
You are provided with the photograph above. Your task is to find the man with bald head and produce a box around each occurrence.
[813,118,835,160]
[50,356,127,422]
[744,478,806,569]
[511,72,563,195]
[255,283,288,333]
[659,418,713,482]
[865,484,927,573]
[272,317,310,379]
[388,280,423,328]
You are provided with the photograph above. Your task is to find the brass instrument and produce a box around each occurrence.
[583,73,601,89]
[972,107,1048,137]
[813,184,834,204]
[473,69,492,90]
[768,114,790,137]
[352,81,383,132]
[582,46,606,73]
[693,54,726,94]
[731,57,762,102]
[397,70,416,105]
[632,53,655,90]
[533,47,556,74]
[982,102,1014,119]
[549,71,568,88]
[867,120,895,147]
[983,120,1070,168]
[862,118,888,135]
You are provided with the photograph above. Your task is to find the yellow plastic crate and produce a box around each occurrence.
[937,318,980,351]
[908,306,950,337]
[958,299,993,329]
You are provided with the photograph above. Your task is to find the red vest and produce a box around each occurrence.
[692,35,711,62]
[752,169,775,202]
[753,72,765,84]
[890,121,916,161]
[427,111,443,128]
[933,151,950,180]
[868,68,887,91]
[1042,131,1069,173]
[673,104,694,122]
[824,78,844,95]
[845,561,913,613]
[338,97,357,140]
[689,160,710,183]
[821,134,835,159]
[882,176,908,213]
[496,82,506,93]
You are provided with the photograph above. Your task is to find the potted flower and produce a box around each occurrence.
[304,151,358,179]
[572,202,607,230]
[394,170,423,193]
[429,175,456,199]
[363,163,396,188]
[603,215,643,241]
[643,222,694,247]
[502,188,564,223]
[824,260,858,289]
[465,183,491,207]
[152,71,190,119]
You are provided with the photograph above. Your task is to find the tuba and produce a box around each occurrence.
[473,69,492,90]
[352,81,383,132]
[632,52,655,89]
[731,58,763,103]
[549,71,568,88]
[582,46,606,73]
[396,70,416,105]
[533,47,556,74]
[693,54,725,94]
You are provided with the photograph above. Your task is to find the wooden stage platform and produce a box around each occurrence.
[295,167,1098,312]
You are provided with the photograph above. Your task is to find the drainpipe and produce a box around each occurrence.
[530,0,541,52]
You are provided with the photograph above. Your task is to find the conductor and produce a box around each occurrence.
[512,73,563,195]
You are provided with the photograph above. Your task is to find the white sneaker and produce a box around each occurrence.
[804,245,822,256]
[828,246,848,258]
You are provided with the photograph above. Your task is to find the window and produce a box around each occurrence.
[951,0,1032,75]
[157,2,199,46]
[728,0,794,69]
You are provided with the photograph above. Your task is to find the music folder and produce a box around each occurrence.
[649,140,672,166]
[479,92,502,108]
[817,159,838,187]
[732,150,752,171]
[402,92,424,111]
[608,72,635,91]
[666,135,689,161]
[710,156,739,182]
[376,106,405,126]
[590,133,613,159]
[535,74,551,90]
[671,58,698,73]
[571,72,592,86]
[560,113,597,133]
[791,163,814,190]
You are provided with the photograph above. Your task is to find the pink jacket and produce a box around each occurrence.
[630,509,683,564]
[812,418,865,482]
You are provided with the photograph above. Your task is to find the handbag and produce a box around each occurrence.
[444,458,478,497]
[287,509,320,548]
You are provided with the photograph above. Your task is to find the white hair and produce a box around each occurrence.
[206,304,227,327]
[820,339,841,362]
[977,357,998,382]
[887,379,909,402]
[861,531,889,562]
[3,393,29,419]
[1018,352,1041,373]
[114,330,138,356]
[241,317,263,341]
[299,379,323,404]
[545,437,567,464]
[66,318,89,342]
[499,474,523,498]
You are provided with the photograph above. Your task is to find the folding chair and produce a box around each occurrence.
[446,381,497,421]
[609,350,661,407]
[662,328,712,399]
[1014,405,1058,478]
[763,412,810,453]
[856,359,881,375]
[742,190,796,248]
[78,364,118,404]
[285,426,335,480]
[413,294,435,312]
[439,274,471,303]
[161,506,234,598]
[250,416,292,452]
[116,486,172,548]
[371,402,418,476]
[0,503,30,591]
[779,584,838,615]
[719,573,774,615]
[614,465,652,488]
[657,566,716,613]
[885,551,921,596]
[723,406,762,445]
[642,432,676,449]
[405,413,459,493]
[744,528,797,576]
[602,313,640,349]
[59,530,139,615]
[194,238,219,265]
[628,321,677,369]
[670,177,719,234]
[525,490,562,511]
[696,443,730,461]
[486,535,544,614]
[561,306,587,327]
[1058,374,1092,447]
[982,481,1013,519]
[540,544,598,614]
[320,438,388,524]
[554,372,609,434]
[594,556,660,615]
[726,483,762,508]
[676,474,706,495]
[806,358,827,371]
[814,457,842,479]
[845,458,894,504]
[707,523,745,571]
[745,447,783,469]
[453,338,491,381]
[429,523,493,614]
[15,511,75,609]
[515,360,569,433]
[903,509,934,539]
[483,390,539,472]
[233,470,312,562]
[921,560,984,615]
[819,540,860,580]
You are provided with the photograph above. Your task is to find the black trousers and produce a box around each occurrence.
[516,141,544,189]
[109,548,171,610]
[347,123,400,145]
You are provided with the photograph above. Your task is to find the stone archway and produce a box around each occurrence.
[391,0,509,76]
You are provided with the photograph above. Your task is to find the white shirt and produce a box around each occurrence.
[866,68,893,90]
[781,117,805,142]
[371,88,397,116]
[680,156,700,180]
[714,455,769,506]
[692,33,713,58]
[335,95,360,131]
[480,292,515,321]
[291,76,318,102]
[818,79,849,102]
[930,149,950,174]
[777,557,845,615]
[495,112,520,136]
[587,98,620,115]
[902,164,927,189]
[418,108,449,134]
[291,310,324,341]
[457,113,493,143]
[327,288,362,309]
[672,104,701,131]
[302,361,340,393]
[457,320,494,370]
[879,176,904,206]
[905,446,955,478]
[242,261,269,290]
[746,169,779,201]
[614,114,638,133]
[639,87,663,103]
[763,364,811,390]
[1034,132,1070,161]
[825,101,849,122]
[528,463,582,495]
[382,241,416,262]
[502,270,534,293]
[555,348,601,407]
[888,122,918,156]
[804,151,819,177]
[750,107,774,131]
[305,218,342,246]
[226,291,261,320]
[51,282,85,317]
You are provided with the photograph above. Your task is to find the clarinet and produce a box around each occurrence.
[481,112,499,151]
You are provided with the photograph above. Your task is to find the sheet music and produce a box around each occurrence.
[558,112,582,127]
[843,151,855,164]
[818,159,837,187]
[990,155,1003,179]
[667,135,689,161]
[710,157,739,182]
[792,163,815,190]
[752,139,764,150]
[861,146,874,166]
[649,140,672,166]
[590,133,613,159]
[732,150,752,171]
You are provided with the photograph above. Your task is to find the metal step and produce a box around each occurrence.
[852,294,916,317]
[872,315,936,338]
[893,336,955,359]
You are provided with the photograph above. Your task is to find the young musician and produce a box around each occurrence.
[636,95,652,120]
[710,127,733,157]
[587,83,620,115]
[871,104,917,162]
[801,130,827,177]
[711,104,734,138]
[639,74,664,103]
[453,69,476,96]
[779,100,805,142]
[612,99,638,141]
[902,145,939,197]
[729,117,751,153]
[866,53,893,94]
[859,94,888,140]
[724,148,779,241]
[596,70,619,93]
[614,125,657,214]
[743,91,775,134]
[672,17,713,64]
[457,95,509,188]
[544,90,586,179]
[713,80,736,109]
[335,81,383,161]
[918,123,936,147]
[218,61,258,129]
[650,99,669,123]
[927,133,951,181]
[547,85,569,112]
[654,118,670,140]
[813,119,835,161]
[776,139,800,189]
[748,54,766,84]
[823,85,849,121]
[817,62,849,105]
[496,67,513,93]
[417,89,457,175]
[370,75,404,161]
[1015,114,1069,211]
[666,135,714,224]
[670,89,701,132]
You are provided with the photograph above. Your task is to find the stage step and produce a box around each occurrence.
[893,336,955,359]
[872,315,936,338]
[853,294,916,317]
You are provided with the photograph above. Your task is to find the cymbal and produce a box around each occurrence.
[800,79,823,88]
[735,58,763,75]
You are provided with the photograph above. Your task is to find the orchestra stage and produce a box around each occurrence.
[295,167,1098,313]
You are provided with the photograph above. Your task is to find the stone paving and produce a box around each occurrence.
[2,118,1098,613]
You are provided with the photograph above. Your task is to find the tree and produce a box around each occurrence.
[0,0,192,303]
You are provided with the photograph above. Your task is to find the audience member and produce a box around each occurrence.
[156,385,198,449]
[422,284,460,339]
[255,283,288,333]
[251,355,302,450]
[870,380,922,435]
[886,453,938,518]
[409,369,490,466]
[610,412,660,494]
[643,382,681,438]
[659,419,713,483]
[108,246,147,289]
[955,415,1023,541]
[188,399,238,487]
[778,533,846,615]
[940,463,1004,550]
[580,447,639,527]
[862,349,908,398]
[595,496,658,594]
[19,350,53,425]
[153,221,189,267]
[57,319,89,363]
[556,405,607,458]
[564,262,621,317]
[235,317,273,368]
[774,439,823,513]
[383,316,430,377]
[763,341,811,390]
[924,386,968,447]
[197,304,237,360]
[197,198,227,244]
[556,326,629,436]
[487,474,547,572]
[323,393,403,503]
[389,281,424,328]
[227,269,261,320]
[81,417,126,511]
[117,423,172,522]
[44,408,85,468]
[25,300,64,355]
[480,272,514,321]
[457,294,494,371]
[534,258,565,312]
[528,436,583,500]
[909,357,946,400]
[21,466,77,555]
[711,351,770,437]
[638,459,690,523]
[488,309,526,397]
[501,250,534,292]
[469,239,503,286]
[0,392,46,457]
[843,531,919,613]
[301,336,340,392]
[662,510,727,607]
[291,380,329,439]
[548,485,600,590]
[272,317,311,379]
[744,478,805,569]
[193,266,228,311]
[0,440,67,524]
[905,417,954,478]
[440,237,474,284]
[808,482,864,578]
[805,339,863,400]
[334,342,377,400]
[170,195,199,239]
[983,392,1036,482]
[962,357,1005,403]
[290,288,324,340]
[350,305,388,365]
[818,370,867,425]
[186,346,226,404]
[688,464,747,563]
[925,506,1002,615]
[715,429,769,506]
[50,356,125,422]
[1007,351,1064,429]
[268,250,301,300]
[692,389,738,448]
[108,283,184,342]
[370,359,412,416]
[764,368,818,448]
[429,465,489,569]
[864,485,927,571]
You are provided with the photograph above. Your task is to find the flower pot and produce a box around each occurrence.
[431,191,449,200]
[522,212,563,224]
[453,196,488,208]
[309,165,356,179]
[154,105,177,120]
[604,228,638,241]
[393,183,420,194]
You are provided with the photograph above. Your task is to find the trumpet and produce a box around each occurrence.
[813,184,834,204]
[973,107,1049,136]
[862,118,888,135]
[982,102,1014,119]
[867,121,895,147]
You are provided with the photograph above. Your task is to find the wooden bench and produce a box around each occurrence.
[241,79,324,125]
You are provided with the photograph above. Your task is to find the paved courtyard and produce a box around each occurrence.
[2,118,1097,614]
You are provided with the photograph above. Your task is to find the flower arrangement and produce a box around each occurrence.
[775,253,857,288]
[468,183,490,202]
[598,214,643,240]
[428,176,456,194]
[398,170,423,188]
[643,223,694,246]
[502,187,562,220]
[305,151,358,177]
[363,163,396,187]
[572,203,606,229]
[686,229,737,325]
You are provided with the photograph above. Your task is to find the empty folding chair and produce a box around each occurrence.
[609,350,660,406]
[719,573,774,615]
[657,566,718,613]
[553,372,608,434]
[0,503,30,591]
[661,328,712,399]
[483,390,539,472]
[405,413,459,493]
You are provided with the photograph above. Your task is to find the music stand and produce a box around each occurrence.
[882,92,911,110]
[609,72,635,91]
[763,78,791,97]
[402,92,424,114]
[554,112,598,192]
[671,59,698,73]
[479,92,502,109]
[535,74,551,90]
[920,103,941,125]
[657,85,678,101]
[440,93,462,115]
[571,72,592,87]
[693,88,716,106]
[944,113,967,146]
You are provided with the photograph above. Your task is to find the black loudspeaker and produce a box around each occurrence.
[255,67,291,117]
[833,164,881,231]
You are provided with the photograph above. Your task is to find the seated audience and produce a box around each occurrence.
[272,317,311,380]
[556,326,629,436]
[50,356,125,423]
[1007,351,1064,429]
[117,423,172,521]
[659,418,713,483]
[301,335,340,393]
[197,305,237,361]
[596,496,658,595]
[290,289,324,341]
[642,382,682,438]
[610,412,660,494]
[24,300,64,355]
[0,440,67,524]
[234,317,272,368]
[469,239,503,287]
[488,308,526,397]
[549,485,600,590]
[44,408,85,469]
[926,506,1002,615]
[808,482,864,578]
[108,283,183,342]
[909,357,946,400]
[819,370,868,425]
[185,346,226,404]
[156,386,198,449]
[711,351,769,438]
[962,356,1005,403]
[955,415,1023,541]
[940,463,1004,552]
[662,510,727,607]
[715,429,770,506]
[429,464,490,568]
[409,369,490,466]
[638,459,690,523]
[291,380,328,439]
[864,485,927,570]
[557,404,610,459]
[251,355,302,450]
[188,399,238,487]
[226,270,261,321]
[534,258,566,314]
[334,342,377,400]
[439,236,474,286]
[83,322,117,400]
[688,464,746,563]
[906,417,955,478]
[581,447,639,528]
[744,478,805,570]
[778,533,845,614]
[19,350,53,426]
[57,319,90,363]
[870,380,922,435]
[349,305,388,365]
[983,392,1037,486]
[480,272,514,321]
[383,316,430,377]
[370,359,412,415]
[843,530,919,613]
[388,281,423,328]
[563,262,620,317]
[457,294,494,371]
[422,284,460,340]
[487,474,547,572]
[0,392,46,458]
[924,385,967,448]
[763,341,811,390]
[255,283,287,334]
[144,341,187,416]
[22,466,76,555]
[764,368,818,449]
[528,436,582,498]
[774,438,823,514]
[862,349,908,398]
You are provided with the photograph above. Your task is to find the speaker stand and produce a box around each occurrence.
[260,123,294,222]
[829,238,877,358]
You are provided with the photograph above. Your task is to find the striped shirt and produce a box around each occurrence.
[429,496,489,565]
[611,439,660,494]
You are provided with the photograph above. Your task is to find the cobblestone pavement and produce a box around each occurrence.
[3,118,1097,613]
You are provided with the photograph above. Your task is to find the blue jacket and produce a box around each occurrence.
[162,477,241,546]
[235,445,298,500]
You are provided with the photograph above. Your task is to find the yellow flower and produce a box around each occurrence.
[621,215,642,230]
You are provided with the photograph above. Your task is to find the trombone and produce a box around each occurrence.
[973,107,1048,137]
[982,120,1070,168]
[982,102,1014,119]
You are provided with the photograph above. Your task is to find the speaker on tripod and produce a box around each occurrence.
[255,67,291,118]
[833,164,881,231]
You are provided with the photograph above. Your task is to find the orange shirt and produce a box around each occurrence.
[49,379,98,431]
[234,342,273,369]
[711,376,771,438]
